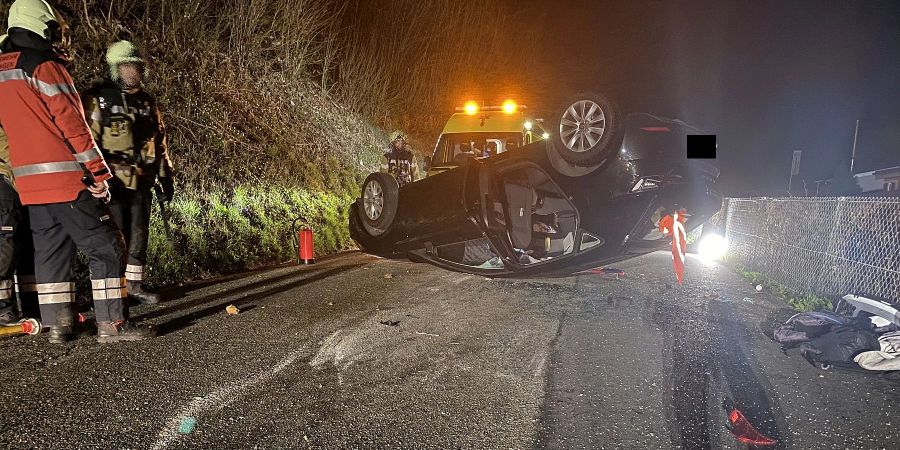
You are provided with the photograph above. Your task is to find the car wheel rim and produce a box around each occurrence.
[363,180,384,221]
[559,100,606,153]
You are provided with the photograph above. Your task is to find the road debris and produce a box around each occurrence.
[380,320,400,327]
[225,304,240,315]
[725,404,777,446]
[415,331,440,337]
[178,416,197,434]
[756,284,763,292]
[582,267,626,280]
[606,294,634,306]
[383,273,394,279]
[742,297,755,303]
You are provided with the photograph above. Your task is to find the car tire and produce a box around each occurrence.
[358,172,399,237]
[548,91,624,167]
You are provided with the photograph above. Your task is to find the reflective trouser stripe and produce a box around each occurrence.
[37,282,76,305]
[91,277,127,300]
[39,292,75,304]
[12,161,83,177]
[92,288,127,300]
[14,275,37,292]
[0,279,11,300]
[90,278,126,289]
[125,264,144,281]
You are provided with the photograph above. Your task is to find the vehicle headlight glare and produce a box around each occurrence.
[542,132,550,139]
[524,120,533,131]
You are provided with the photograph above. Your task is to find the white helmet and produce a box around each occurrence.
[7,0,58,39]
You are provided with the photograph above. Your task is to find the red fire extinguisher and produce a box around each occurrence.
[292,217,315,265]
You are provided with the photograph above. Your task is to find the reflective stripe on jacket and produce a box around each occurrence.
[0,36,111,205]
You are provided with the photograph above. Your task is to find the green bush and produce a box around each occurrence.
[787,293,833,313]
[145,185,357,287]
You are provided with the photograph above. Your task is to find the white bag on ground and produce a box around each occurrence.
[854,331,900,371]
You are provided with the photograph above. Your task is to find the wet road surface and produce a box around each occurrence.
[1,251,898,449]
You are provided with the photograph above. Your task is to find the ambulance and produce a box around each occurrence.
[424,100,547,177]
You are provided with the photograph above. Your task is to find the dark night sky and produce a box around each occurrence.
[508,0,900,195]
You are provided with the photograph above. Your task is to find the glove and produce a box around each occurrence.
[160,177,175,202]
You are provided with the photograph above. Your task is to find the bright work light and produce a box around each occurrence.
[524,120,533,131]
[698,233,728,260]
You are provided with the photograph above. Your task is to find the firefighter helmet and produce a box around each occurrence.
[106,40,145,81]
[6,0,58,39]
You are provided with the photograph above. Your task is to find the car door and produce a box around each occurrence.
[393,159,486,251]
[479,159,583,271]
[408,159,518,275]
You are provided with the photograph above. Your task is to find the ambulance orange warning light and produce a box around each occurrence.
[502,99,517,114]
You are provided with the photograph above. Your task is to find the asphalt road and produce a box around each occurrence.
[1,251,898,449]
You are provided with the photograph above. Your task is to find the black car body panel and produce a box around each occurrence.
[350,113,720,278]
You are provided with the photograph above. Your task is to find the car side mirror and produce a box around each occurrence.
[424,155,432,170]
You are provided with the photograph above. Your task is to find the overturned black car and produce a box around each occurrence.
[350,92,720,277]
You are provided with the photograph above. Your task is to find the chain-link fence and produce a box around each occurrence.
[723,197,900,302]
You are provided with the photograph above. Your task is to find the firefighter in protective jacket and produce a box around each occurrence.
[382,134,419,187]
[82,40,174,305]
[0,0,152,342]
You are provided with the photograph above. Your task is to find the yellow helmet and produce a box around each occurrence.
[6,0,58,39]
[106,40,145,81]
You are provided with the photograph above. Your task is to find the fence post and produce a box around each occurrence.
[827,197,847,296]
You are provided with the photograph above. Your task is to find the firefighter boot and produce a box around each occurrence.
[127,280,160,305]
[96,320,155,343]
[48,310,75,344]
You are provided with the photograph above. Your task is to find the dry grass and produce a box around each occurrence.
[336,0,534,147]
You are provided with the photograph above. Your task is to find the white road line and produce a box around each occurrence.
[150,348,305,450]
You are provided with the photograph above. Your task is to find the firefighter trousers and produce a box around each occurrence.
[0,177,37,318]
[109,186,151,283]
[29,191,128,326]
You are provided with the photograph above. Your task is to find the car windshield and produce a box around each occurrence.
[432,132,523,166]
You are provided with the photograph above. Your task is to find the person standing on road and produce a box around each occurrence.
[83,40,175,305]
[0,123,38,325]
[382,134,418,187]
[0,0,153,343]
